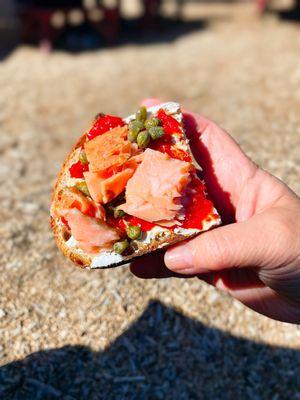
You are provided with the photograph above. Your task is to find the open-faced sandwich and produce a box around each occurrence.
[51,102,221,269]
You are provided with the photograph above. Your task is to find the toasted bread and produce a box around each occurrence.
[51,103,221,269]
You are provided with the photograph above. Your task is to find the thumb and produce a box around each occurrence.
[164,217,271,274]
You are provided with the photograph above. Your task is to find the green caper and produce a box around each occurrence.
[113,240,129,254]
[126,225,142,240]
[137,131,150,149]
[114,208,126,219]
[128,130,138,143]
[75,181,90,196]
[128,120,144,143]
[144,117,161,130]
[136,106,147,122]
[149,126,164,140]
[129,120,144,134]
[79,151,88,164]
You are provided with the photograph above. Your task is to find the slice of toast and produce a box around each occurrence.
[51,102,221,269]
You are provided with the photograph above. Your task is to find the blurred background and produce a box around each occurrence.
[0,1,300,399]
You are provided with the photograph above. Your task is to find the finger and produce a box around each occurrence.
[184,112,258,209]
[140,98,162,107]
[214,272,300,323]
[164,216,271,274]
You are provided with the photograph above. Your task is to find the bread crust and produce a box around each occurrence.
[50,104,220,269]
[51,130,93,268]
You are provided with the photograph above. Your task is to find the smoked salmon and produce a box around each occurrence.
[61,208,119,253]
[84,126,131,172]
[53,187,105,220]
[120,149,191,222]
[84,168,135,204]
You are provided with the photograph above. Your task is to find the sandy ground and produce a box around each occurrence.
[0,3,300,399]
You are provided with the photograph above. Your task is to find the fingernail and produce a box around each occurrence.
[165,245,194,272]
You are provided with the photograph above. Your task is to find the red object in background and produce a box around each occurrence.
[256,0,268,13]
[87,115,125,140]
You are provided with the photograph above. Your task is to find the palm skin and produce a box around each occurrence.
[130,99,300,324]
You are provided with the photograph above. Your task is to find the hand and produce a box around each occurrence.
[131,99,300,324]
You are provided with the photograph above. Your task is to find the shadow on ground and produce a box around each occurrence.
[0,301,299,399]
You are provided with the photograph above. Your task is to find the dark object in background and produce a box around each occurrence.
[17,0,82,6]
[17,0,121,51]
[257,0,300,13]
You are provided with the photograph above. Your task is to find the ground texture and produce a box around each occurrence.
[0,3,300,400]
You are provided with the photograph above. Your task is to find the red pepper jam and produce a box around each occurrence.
[126,216,156,231]
[69,160,89,178]
[107,215,155,234]
[157,109,181,134]
[107,216,127,234]
[150,133,192,162]
[61,216,70,229]
[182,177,214,230]
[87,114,125,140]
[156,142,192,162]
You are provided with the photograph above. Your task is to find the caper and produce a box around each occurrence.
[113,240,129,254]
[128,120,144,143]
[136,106,147,122]
[79,151,88,164]
[75,181,90,196]
[129,120,144,134]
[128,130,138,143]
[145,117,161,130]
[126,225,142,240]
[114,208,126,219]
[149,126,164,140]
[137,131,150,149]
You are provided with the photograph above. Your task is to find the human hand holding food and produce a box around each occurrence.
[51,94,300,324]
[133,99,300,324]
[167,113,300,323]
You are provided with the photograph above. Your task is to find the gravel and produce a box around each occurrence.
[0,2,299,399]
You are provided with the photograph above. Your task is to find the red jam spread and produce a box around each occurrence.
[181,178,214,230]
[126,216,156,231]
[157,109,181,134]
[87,115,125,140]
[61,216,70,229]
[107,215,155,233]
[107,216,127,233]
[69,160,89,178]
[154,141,192,162]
